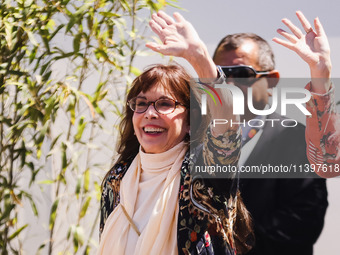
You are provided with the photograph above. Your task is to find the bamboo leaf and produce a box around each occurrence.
[165,0,186,10]
[66,16,77,33]
[94,182,101,201]
[22,191,39,216]
[73,33,82,53]
[8,225,28,241]
[83,169,90,193]
[119,0,131,12]
[24,28,39,46]
[49,199,59,230]
[80,93,95,118]
[99,12,121,18]
[79,197,91,219]
[36,244,46,254]
[75,117,86,141]
[0,203,15,223]
[62,143,67,169]
[46,19,56,30]
[4,21,13,49]
[50,133,63,150]
[73,225,85,252]
[38,180,55,185]
[75,3,92,15]
[93,103,104,118]
[130,66,141,76]
[75,176,81,199]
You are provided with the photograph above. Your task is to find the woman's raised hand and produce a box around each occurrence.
[146,11,217,80]
[146,11,238,134]
[146,11,204,62]
[273,11,331,93]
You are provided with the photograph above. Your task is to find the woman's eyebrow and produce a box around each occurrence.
[158,96,172,100]
[136,96,147,99]
[136,95,173,100]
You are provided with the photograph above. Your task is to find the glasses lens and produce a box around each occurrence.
[233,66,256,78]
[129,97,148,113]
[155,99,176,114]
[226,66,256,86]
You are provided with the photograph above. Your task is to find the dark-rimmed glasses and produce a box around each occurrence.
[221,65,271,86]
[127,97,185,115]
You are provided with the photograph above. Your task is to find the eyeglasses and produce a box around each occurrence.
[221,65,271,86]
[127,97,185,115]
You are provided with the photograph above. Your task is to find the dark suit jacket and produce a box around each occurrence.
[240,113,328,255]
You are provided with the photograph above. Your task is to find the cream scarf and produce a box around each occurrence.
[97,142,187,255]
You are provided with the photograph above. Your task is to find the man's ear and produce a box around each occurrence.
[266,70,280,88]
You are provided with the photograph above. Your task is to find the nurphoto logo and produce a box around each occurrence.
[200,83,312,116]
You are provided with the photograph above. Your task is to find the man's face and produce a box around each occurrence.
[214,40,270,121]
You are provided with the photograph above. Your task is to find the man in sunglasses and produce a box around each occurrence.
[213,34,280,120]
[146,11,328,255]
[212,34,327,255]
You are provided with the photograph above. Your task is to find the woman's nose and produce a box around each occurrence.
[144,103,158,118]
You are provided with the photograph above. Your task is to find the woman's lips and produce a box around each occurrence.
[142,126,166,135]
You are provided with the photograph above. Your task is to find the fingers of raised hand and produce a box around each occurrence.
[277,28,299,43]
[146,41,171,55]
[157,11,175,25]
[149,19,164,39]
[145,42,161,53]
[296,11,314,34]
[272,36,295,51]
[152,13,169,29]
[314,17,326,37]
[281,18,304,39]
[173,12,185,23]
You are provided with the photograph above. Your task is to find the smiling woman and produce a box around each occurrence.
[97,9,255,255]
[130,65,190,154]
[97,63,253,255]
[115,64,192,159]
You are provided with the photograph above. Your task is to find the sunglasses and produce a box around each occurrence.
[127,97,185,115]
[221,65,271,86]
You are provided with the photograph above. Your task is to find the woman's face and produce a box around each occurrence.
[132,84,189,154]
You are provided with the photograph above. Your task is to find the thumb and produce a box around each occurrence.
[314,17,326,37]
[173,12,185,23]
[145,42,168,55]
[146,42,161,52]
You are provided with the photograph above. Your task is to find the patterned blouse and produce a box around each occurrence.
[99,126,241,255]
[305,83,340,177]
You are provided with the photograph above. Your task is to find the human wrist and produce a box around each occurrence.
[309,58,332,78]
[309,79,331,94]
[186,41,217,80]
[309,60,332,94]
[185,40,207,64]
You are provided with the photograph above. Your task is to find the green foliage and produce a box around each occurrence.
[0,0,179,254]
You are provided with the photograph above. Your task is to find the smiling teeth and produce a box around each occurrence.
[144,127,165,133]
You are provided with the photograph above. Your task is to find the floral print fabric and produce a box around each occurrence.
[99,126,241,255]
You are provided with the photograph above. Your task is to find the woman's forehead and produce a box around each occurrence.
[137,83,176,99]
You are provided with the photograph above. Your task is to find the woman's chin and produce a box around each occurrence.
[140,140,166,154]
